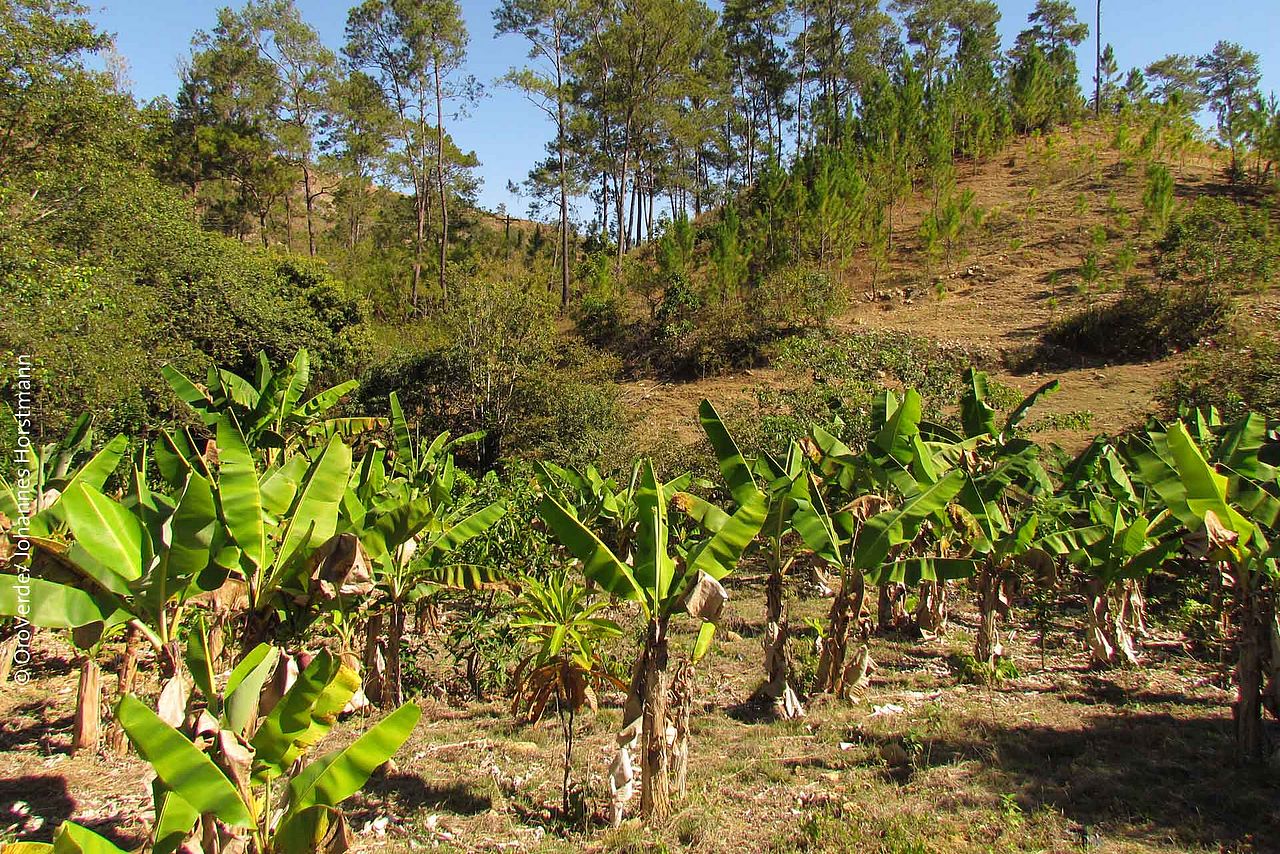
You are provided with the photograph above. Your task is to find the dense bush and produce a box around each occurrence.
[729,330,995,457]
[1156,196,1280,289]
[360,279,626,470]
[1161,332,1280,419]
[749,265,845,333]
[1046,281,1231,360]
[573,290,626,347]
[0,171,367,454]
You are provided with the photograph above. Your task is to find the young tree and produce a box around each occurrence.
[792,0,898,147]
[1145,53,1204,114]
[325,70,394,248]
[1095,43,1119,114]
[1092,0,1100,116]
[572,0,722,266]
[495,0,577,311]
[723,0,793,180]
[172,7,289,244]
[1197,40,1262,177]
[1012,0,1089,125]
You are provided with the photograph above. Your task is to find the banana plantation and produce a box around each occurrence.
[0,349,1276,852]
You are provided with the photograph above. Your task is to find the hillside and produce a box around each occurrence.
[620,127,1279,455]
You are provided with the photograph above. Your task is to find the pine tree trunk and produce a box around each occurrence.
[303,163,316,257]
[72,655,102,755]
[639,619,670,821]
[434,60,449,304]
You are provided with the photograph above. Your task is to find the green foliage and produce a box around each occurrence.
[1162,333,1280,420]
[1048,281,1232,360]
[750,266,844,333]
[117,647,420,853]
[1156,197,1280,289]
[654,273,704,341]
[656,215,695,280]
[1141,163,1176,233]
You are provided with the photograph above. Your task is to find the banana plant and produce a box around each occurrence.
[387,391,483,484]
[0,450,229,753]
[1042,439,1177,666]
[535,461,642,561]
[749,441,812,718]
[510,571,624,817]
[340,434,507,707]
[163,349,381,464]
[0,819,136,853]
[681,434,812,719]
[199,414,355,652]
[937,369,1058,666]
[116,643,420,854]
[795,395,968,698]
[537,400,766,822]
[0,413,128,541]
[1124,413,1279,761]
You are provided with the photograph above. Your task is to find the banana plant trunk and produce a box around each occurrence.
[816,571,870,697]
[363,613,385,708]
[1121,579,1149,638]
[670,660,695,797]
[761,569,804,718]
[975,562,1001,667]
[877,582,908,633]
[1264,587,1279,724]
[107,626,142,756]
[385,602,407,709]
[914,581,948,636]
[1085,579,1140,667]
[72,655,102,755]
[639,618,671,821]
[1233,562,1272,763]
[0,632,18,685]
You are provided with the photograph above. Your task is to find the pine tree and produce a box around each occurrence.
[1197,41,1262,177]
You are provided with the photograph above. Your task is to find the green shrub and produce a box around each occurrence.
[750,265,844,333]
[574,290,626,347]
[655,272,703,340]
[1047,281,1231,359]
[1160,332,1280,419]
[1156,196,1280,289]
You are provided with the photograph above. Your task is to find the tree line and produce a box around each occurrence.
[129,0,1277,314]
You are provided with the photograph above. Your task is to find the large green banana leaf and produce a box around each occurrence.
[115,695,253,827]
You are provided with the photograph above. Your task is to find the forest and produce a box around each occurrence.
[1,0,1279,851]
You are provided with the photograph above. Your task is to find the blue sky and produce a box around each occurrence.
[88,0,1279,218]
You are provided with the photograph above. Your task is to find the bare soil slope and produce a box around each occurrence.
[623,129,1245,451]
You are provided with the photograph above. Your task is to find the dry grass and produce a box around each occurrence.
[3,572,1277,853]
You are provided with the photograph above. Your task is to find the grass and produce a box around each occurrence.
[3,569,1277,854]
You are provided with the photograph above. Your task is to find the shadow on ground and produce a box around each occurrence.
[863,708,1278,851]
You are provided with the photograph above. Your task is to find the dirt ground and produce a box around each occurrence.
[2,575,1277,853]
